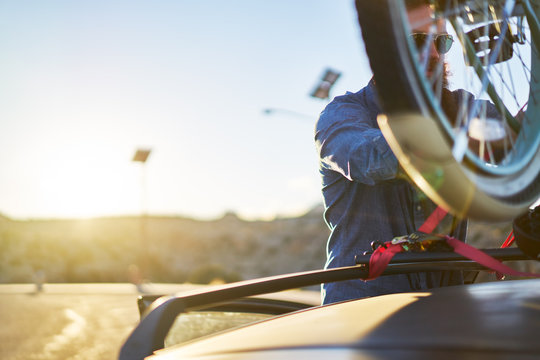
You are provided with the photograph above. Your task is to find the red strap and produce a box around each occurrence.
[418,206,448,233]
[366,205,447,280]
[365,204,540,281]
[500,231,515,248]
[366,243,404,280]
[446,236,540,278]
[496,231,516,280]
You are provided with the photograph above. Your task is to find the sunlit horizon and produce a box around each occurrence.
[4,1,534,222]
[0,1,370,222]
[0,199,324,222]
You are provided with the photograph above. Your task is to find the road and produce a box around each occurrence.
[0,283,197,360]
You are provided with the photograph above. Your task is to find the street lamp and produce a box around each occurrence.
[132,148,151,163]
[262,108,314,120]
[310,68,341,99]
[132,149,151,215]
[132,148,152,288]
[264,68,341,121]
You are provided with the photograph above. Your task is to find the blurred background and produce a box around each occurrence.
[0,0,371,221]
[1,3,536,359]
[0,0,532,286]
[0,0,372,285]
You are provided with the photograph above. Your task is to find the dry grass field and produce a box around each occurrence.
[0,206,535,286]
[0,207,327,285]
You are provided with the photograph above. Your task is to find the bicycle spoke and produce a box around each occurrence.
[355,0,540,220]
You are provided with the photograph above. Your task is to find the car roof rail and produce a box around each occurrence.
[119,247,535,360]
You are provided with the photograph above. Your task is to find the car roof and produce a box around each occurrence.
[149,279,540,359]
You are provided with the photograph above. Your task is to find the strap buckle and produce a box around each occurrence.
[391,232,452,252]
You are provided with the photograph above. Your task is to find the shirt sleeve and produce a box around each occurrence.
[452,88,502,121]
[315,97,398,186]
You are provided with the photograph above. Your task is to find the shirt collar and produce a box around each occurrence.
[365,77,382,114]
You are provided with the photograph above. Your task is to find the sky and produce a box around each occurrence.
[0,0,374,220]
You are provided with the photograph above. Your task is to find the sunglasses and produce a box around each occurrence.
[410,32,454,55]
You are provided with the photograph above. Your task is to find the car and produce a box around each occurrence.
[119,233,540,360]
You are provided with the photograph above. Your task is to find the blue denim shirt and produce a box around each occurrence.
[315,80,467,304]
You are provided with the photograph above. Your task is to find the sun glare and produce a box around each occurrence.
[30,142,142,219]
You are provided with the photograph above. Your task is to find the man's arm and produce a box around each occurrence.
[315,99,399,186]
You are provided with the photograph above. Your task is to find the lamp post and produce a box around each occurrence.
[132,149,151,215]
[263,68,342,121]
[132,148,152,287]
[310,68,341,100]
[262,108,314,120]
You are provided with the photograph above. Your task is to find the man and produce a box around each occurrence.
[315,1,479,305]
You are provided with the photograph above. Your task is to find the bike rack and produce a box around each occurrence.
[119,247,537,360]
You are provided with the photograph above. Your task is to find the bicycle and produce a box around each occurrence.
[355,0,540,222]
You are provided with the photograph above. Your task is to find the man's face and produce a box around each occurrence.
[407,5,447,80]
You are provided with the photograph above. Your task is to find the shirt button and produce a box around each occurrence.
[416,206,422,211]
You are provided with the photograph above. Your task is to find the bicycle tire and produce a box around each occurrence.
[355,0,540,221]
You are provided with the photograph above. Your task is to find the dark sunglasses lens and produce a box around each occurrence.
[436,35,453,54]
[411,33,428,50]
[411,33,454,54]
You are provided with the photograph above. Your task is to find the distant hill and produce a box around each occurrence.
[0,206,535,284]
[0,207,329,284]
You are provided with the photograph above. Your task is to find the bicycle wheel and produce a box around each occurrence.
[355,0,540,222]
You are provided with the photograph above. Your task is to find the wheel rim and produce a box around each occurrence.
[377,0,540,219]
[403,1,540,173]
